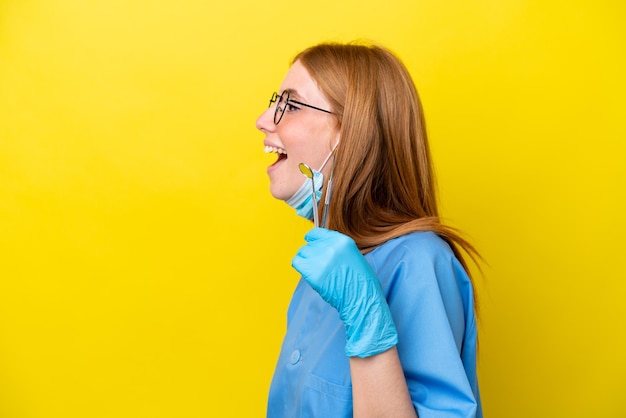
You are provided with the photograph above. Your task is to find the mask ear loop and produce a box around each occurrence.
[321,142,339,229]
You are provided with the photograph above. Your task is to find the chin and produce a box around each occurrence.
[269,183,292,202]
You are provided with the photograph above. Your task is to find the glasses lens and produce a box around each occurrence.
[274,91,289,125]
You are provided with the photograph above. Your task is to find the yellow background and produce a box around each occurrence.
[1,0,624,417]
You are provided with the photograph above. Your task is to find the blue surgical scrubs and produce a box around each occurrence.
[267,231,482,418]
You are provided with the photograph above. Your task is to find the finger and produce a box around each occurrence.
[291,253,315,276]
[303,227,331,243]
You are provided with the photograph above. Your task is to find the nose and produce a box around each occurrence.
[256,106,276,132]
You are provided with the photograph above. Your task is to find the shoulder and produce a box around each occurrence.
[365,231,472,307]
[366,231,455,268]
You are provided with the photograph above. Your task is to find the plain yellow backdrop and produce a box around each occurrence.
[1,0,624,417]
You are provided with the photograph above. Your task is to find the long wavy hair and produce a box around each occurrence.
[294,42,481,279]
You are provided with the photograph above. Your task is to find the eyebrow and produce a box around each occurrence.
[282,88,303,100]
[277,87,333,115]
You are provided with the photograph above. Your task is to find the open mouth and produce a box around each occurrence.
[265,145,287,166]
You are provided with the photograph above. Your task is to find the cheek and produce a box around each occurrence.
[278,119,339,170]
[277,125,309,156]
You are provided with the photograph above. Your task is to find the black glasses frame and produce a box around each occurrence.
[269,91,333,125]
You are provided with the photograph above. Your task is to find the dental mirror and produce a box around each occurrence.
[298,163,319,227]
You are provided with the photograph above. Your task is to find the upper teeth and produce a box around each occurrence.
[265,145,287,154]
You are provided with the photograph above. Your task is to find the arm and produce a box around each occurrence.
[351,347,417,418]
[293,229,480,417]
[292,228,416,417]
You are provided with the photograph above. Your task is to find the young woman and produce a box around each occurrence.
[256,42,482,418]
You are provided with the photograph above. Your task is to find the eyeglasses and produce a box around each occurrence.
[268,91,333,125]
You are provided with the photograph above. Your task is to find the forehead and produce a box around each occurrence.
[279,61,328,105]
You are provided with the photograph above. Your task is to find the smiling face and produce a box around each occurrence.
[256,60,339,201]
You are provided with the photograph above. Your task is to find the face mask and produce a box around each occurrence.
[285,144,338,221]
[285,169,324,220]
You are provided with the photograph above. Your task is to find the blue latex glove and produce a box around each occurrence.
[292,228,398,358]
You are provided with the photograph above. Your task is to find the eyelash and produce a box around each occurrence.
[284,101,300,112]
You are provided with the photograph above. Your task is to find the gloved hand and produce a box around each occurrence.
[292,228,398,358]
